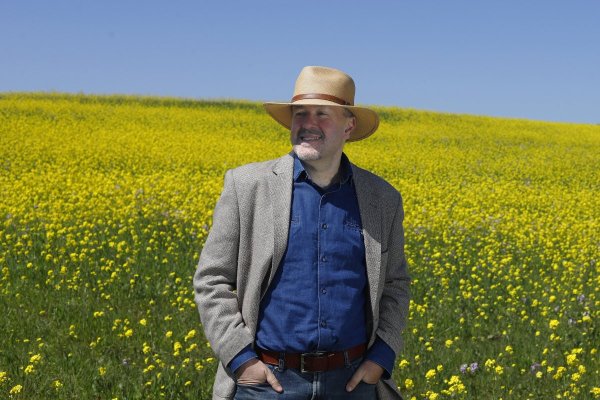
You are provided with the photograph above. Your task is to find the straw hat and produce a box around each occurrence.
[263,66,379,142]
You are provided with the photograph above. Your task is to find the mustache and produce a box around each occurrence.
[297,128,324,138]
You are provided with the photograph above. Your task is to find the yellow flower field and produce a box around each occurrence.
[0,93,598,399]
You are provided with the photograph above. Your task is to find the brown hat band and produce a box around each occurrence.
[291,93,352,106]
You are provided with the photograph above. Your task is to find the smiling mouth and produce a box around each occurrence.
[298,130,323,142]
[299,135,322,142]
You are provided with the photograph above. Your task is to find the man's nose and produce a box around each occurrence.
[301,112,319,129]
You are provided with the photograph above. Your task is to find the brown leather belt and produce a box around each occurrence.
[257,344,366,373]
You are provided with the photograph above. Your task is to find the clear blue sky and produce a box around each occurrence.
[2,1,599,124]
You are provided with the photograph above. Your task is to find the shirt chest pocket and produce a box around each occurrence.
[343,216,363,234]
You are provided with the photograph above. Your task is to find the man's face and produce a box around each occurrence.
[290,105,355,162]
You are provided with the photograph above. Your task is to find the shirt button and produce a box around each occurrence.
[322,223,328,229]
[321,288,327,294]
[321,256,327,262]
[320,320,327,327]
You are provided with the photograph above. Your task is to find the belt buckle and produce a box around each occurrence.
[300,352,327,373]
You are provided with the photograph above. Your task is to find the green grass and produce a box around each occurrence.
[0,93,598,399]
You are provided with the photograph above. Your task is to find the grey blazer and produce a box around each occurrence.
[193,153,410,399]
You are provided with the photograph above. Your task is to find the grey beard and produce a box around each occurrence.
[293,144,321,161]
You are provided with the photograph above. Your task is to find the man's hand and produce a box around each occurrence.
[235,358,283,392]
[346,360,384,392]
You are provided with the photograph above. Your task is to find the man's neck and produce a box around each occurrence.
[301,156,343,188]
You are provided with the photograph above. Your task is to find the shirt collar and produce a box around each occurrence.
[292,152,353,184]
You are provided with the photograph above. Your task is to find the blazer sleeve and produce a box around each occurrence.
[376,193,411,355]
[193,169,254,367]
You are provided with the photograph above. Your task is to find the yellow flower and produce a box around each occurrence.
[139,319,147,326]
[52,380,63,390]
[426,391,439,400]
[426,369,436,379]
[29,354,42,364]
[124,329,133,338]
[404,378,414,390]
[0,371,8,384]
[165,331,173,338]
[553,366,566,380]
[24,365,34,374]
[184,329,196,341]
[173,341,182,356]
[99,367,107,376]
[549,319,559,329]
[9,384,23,394]
[143,365,155,374]
[447,375,466,394]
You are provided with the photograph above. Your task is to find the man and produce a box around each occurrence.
[194,66,410,399]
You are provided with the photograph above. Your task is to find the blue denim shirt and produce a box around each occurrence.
[230,154,395,377]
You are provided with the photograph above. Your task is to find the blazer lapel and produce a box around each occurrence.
[352,164,382,327]
[268,153,294,286]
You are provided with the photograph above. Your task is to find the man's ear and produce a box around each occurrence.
[345,117,357,136]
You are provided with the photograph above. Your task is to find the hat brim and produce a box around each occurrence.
[263,99,379,142]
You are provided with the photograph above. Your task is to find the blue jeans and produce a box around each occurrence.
[234,357,377,400]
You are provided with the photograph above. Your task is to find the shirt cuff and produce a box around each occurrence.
[228,344,258,373]
[365,336,396,379]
